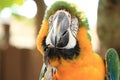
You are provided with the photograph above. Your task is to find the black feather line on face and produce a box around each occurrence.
[42,37,80,60]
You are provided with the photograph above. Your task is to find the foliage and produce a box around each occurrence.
[0,0,24,11]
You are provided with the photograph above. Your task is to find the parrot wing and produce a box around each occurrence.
[105,48,119,80]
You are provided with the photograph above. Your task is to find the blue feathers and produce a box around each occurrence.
[105,48,119,80]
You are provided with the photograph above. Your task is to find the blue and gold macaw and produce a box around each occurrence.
[36,1,119,80]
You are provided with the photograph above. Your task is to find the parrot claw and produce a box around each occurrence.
[44,65,56,80]
[39,63,56,80]
[39,63,47,80]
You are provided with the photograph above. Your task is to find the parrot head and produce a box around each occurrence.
[44,10,80,60]
[46,10,78,49]
[37,1,91,66]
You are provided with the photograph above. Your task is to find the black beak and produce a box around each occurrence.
[50,11,69,48]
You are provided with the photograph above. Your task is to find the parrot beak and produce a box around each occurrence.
[50,11,70,48]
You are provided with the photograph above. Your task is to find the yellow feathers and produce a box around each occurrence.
[37,20,49,55]
[77,27,92,55]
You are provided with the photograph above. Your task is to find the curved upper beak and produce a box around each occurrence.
[50,11,70,48]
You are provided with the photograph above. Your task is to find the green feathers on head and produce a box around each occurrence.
[44,1,89,29]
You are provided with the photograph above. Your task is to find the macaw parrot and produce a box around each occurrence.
[36,1,119,80]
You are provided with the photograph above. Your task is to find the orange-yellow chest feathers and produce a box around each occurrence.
[50,27,105,80]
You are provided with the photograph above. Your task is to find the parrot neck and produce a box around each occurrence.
[77,27,92,55]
